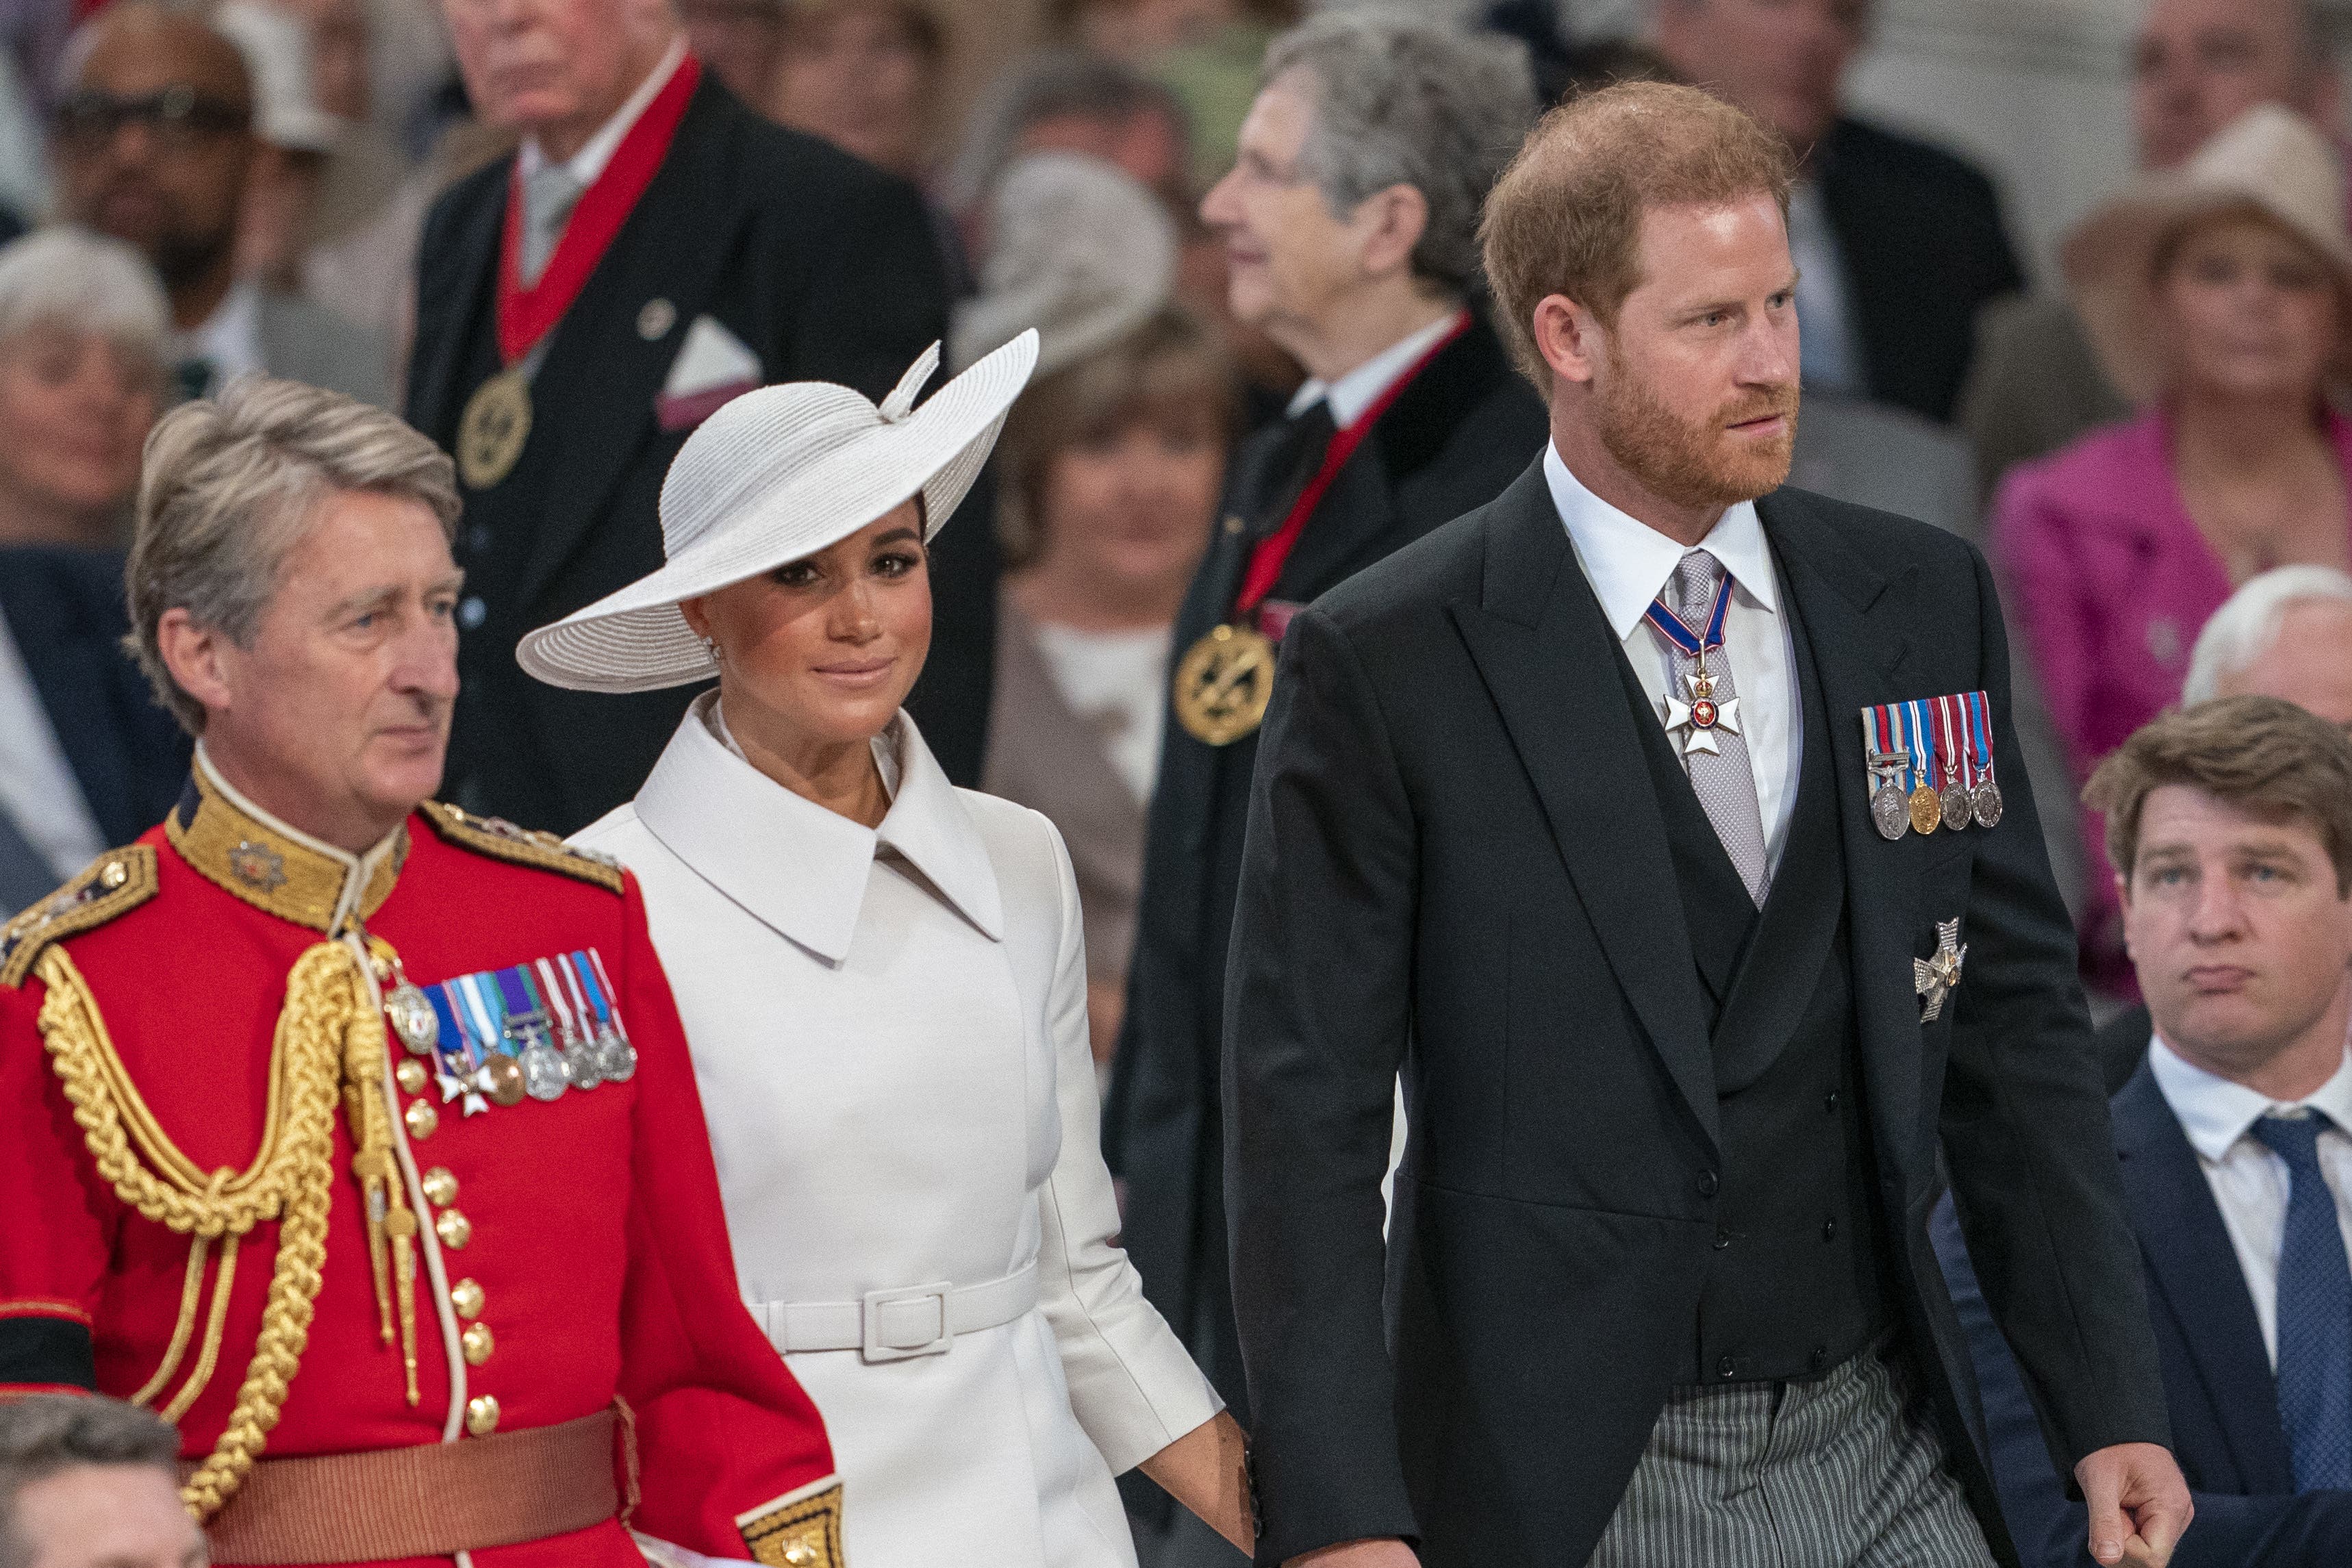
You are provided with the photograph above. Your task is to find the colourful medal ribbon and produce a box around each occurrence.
[455,972,509,1057]
[496,55,703,366]
[1906,698,1936,794]
[491,967,545,1045]
[425,985,472,1070]
[1228,310,1470,624]
[1934,694,1967,789]
[553,952,597,1035]
[578,949,629,1043]
[1640,572,1734,664]
[535,957,581,1046]
[1967,692,1994,783]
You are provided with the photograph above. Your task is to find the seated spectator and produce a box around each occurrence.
[1934,695,2352,1567]
[0,229,164,551]
[769,0,944,182]
[1995,104,2352,994]
[950,48,1295,425]
[0,1394,203,1568]
[215,0,345,295]
[960,151,1233,1074]
[1964,0,2339,498]
[2187,565,2352,724]
[52,1,390,407]
[1651,0,2024,422]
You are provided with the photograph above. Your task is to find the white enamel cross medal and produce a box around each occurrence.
[1664,655,1743,757]
[1914,918,1966,1023]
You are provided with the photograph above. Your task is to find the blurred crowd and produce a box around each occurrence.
[9,0,2352,1561]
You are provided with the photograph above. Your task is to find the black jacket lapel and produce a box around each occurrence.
[1452,463,1719,1149]
[2112,1065,2295,1491]
[1760,492,1927,1165]
[405,158,507,439]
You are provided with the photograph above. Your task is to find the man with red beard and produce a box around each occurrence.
[1220,82,2193,1568]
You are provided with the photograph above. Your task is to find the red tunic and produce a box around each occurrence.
[0,773,837,1567]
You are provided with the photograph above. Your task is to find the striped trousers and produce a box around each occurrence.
[1587,1343,1994,1568]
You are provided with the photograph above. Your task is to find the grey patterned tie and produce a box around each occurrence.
[520,164,585,286]
[1671,548,1771,906]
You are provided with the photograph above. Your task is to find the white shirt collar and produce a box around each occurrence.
[2149,1027,2352,1163]
[519,34,688,188]
[1542,439,1778,641]
[634,692,1002,963]
[174,279,264,381]
[1286,307,1465,430]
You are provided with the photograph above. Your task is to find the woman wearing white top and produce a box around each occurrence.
[517,332,1250,1568]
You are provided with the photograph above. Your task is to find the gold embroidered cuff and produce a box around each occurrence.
[737,1480,844,1568]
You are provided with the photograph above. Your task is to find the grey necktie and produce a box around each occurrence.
[1671,548,1772,906]
[520,164,585,286]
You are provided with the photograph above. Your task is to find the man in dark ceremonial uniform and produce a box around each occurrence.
[1101,18,1544,1563]
[406,0,947,832]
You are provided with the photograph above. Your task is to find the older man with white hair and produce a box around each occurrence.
[2184,566,2352,725]
[1104,14,1546,1565]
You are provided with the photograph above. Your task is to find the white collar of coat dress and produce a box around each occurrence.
[631,694,1006,963]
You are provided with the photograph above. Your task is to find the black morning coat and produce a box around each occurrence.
[1101,312,1547,1467]
[1220,461,2175,1567]
[406,73,951,835]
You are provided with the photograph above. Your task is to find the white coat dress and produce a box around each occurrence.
[573,695,1221,1568]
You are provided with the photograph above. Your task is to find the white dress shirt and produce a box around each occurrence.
[2148,1030,2352,1368]
[0,600,105,889]
[575,696,1220,1567]
[1543,440,1804,866]
[168,279,264,388]
[1286,307,1466,430]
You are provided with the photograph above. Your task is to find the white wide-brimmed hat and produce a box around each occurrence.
[518,329,1039,694]
[2064,103,2352,403]
[949,150,1177,377]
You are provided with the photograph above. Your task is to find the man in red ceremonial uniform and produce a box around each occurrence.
[404,0,953,833]
[0,378,843,1568]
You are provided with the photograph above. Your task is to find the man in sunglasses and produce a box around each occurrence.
[52,1,388,408]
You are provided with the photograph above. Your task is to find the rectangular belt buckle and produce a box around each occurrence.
[861,1282,954,1363]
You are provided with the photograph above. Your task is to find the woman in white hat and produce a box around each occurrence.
[518,332,1250,1568]
[1993,103,2352,994]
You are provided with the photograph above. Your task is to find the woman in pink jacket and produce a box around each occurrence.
[1993,104,2352,991]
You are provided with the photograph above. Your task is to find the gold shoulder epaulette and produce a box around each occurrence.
[418,801,624,894]
[1,846,160,989]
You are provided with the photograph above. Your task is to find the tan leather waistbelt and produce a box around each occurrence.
[187,1409,620,1565]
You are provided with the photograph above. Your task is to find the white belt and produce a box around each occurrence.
[758,1262,1039,1363]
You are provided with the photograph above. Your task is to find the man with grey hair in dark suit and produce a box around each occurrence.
[1104,13,1546,1566]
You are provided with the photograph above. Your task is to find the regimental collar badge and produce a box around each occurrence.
[1914,918,1967,1023]
[168,755,406,932]
[1860,692,2003,841]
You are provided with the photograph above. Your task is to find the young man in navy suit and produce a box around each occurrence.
[1936,696,2352,1567]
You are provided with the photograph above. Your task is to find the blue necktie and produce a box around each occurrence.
[2253,1111,2352,1491]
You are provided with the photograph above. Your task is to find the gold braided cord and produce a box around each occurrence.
[128,1235,210,1408]
[157,1235,238,1425]
[35,941,359,1520]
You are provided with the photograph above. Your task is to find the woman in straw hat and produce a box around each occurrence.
[518,333,1251,1567]
[1993,102,2352,992]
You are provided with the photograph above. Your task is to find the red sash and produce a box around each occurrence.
[1230,309,1471,616]
[496,55,703,365]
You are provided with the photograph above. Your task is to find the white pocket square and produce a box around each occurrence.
[657,315,762,431]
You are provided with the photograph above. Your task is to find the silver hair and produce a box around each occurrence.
[0,1395,181,1568]
[2183,564,2352,704]
[1263,11,1536,295]
[0,227,169,366]
[127,375,461,734]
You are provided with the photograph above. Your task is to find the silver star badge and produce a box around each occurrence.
[1914,918,1967,1022]
[1664,668,1743,757]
